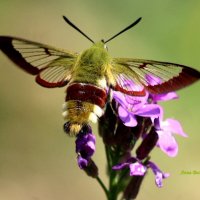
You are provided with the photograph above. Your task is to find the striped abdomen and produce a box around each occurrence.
[62,83,107,135]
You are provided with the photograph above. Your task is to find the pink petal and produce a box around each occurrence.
[129,162,147,176]
[152,92,178,102]
[112,162,130,170]
[118,106,138,127]
[125,93,148,107]
[148,161,170,187]
[157,130,178,157]
[112,91,127,107]
[135,104,161,118]
[162,119,188,137]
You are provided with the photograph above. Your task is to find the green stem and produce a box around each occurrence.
[108,172,118,200]
[96,176,109,199]
[105,145,112,173]
[108,147,122,200]
[112,169,130,199]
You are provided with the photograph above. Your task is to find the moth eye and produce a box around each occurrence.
[104,44,108,50]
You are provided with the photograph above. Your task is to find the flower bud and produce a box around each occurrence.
[123,174,146,200]
[83,159,99,178]
[136,127,158,160]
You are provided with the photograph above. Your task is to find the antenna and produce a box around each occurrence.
[104,17,142,44]
[63,16,94,43]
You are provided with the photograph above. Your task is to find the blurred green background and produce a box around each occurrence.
[0,0,200,199]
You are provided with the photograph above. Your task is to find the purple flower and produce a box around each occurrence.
[112,157,169,188]
[112,90,162,127]
[155,118,188,157]
[112,75,187,157]
[75,125,96,169]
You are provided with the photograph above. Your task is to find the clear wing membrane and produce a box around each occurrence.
[0,36,77,87]
[110,63,146,96]
[112,58,200,95]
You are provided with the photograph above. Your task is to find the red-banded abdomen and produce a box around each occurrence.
[62,82,107,135]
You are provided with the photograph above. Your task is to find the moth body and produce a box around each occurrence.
[63,41,111,135]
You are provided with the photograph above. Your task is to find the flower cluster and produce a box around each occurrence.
[110,78,187,188]
[66,76,188,199]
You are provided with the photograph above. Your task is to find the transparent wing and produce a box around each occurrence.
[0,36,78,87]
[111,58,200,95]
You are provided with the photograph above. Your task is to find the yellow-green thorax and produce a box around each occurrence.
[71,41,111,87]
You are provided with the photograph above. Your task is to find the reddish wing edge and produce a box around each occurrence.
[0,36,69,88]
[146,66,200,94]
[35,71,69,88]
[114,84,146,96]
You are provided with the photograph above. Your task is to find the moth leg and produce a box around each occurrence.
[106,87,118,117]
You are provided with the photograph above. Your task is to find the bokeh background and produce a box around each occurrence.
[0,0,200,199]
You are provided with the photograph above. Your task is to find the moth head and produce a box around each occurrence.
[92,40,108,51]
[79,40,110,66]
[101,39,108,50]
